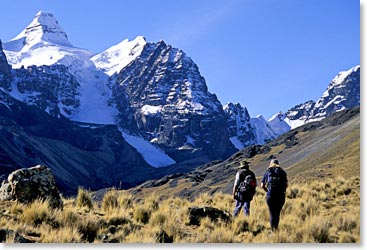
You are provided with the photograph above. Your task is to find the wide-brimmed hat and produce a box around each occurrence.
[239,160,249,169]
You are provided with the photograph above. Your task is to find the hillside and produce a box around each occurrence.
[128,107,360,200]
[0,90,164,195]
[0,107,360,243]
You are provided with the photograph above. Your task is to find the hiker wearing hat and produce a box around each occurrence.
[232,160,257,217]
[261,158,288,231]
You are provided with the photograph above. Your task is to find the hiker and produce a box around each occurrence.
[261,158,288,231]
[232,160,257,217]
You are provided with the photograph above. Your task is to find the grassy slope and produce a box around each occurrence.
[128,108,360,201]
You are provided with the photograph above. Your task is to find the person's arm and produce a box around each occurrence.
[261,171,268,192]
[232,172,240,197]
[261,182,268,192]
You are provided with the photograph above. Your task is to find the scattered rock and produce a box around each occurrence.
[0,165,63,209]
[0,182,12,201]
[241,145,270,158]
[13,232,35,243]
[100,234,120,243]
[189,171,207,183]
[188,206,231,226]
[155,229,173,243]
[0,229,9,243]
[26,232,41,238]
[108,225,117,234]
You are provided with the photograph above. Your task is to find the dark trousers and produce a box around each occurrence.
[266,194,285,230]
[233,194,251,217]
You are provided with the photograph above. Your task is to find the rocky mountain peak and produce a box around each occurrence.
[0,40,9,67]
[113,40,235,161]
[329,65,360,87]
[283,65,360,129]
[223,102,256,149]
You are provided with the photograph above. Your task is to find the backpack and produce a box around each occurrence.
[267,167,286,194]
[237,170,256,197]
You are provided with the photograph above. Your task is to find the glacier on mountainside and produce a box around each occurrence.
[120,130,176,168]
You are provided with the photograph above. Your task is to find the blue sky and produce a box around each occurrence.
[0,0,360,119]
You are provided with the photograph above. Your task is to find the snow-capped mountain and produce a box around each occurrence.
[223,102,291,148]
[0,10,360,188]
[283,65,360,129]
[3,11,117,125]
[112,40,235,161]
[1,11,235,169]
[3,11,89,68]
[223,65,360,148]
[250,115,277,145]
[267,111,291,136]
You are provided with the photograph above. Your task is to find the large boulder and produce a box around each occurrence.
[188,206,231,226]
[0,165,63,208]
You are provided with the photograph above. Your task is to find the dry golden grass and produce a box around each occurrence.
[75,187,93,210]
[0,174,359,243]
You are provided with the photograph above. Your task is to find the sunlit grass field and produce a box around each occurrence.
[0,174,359,243]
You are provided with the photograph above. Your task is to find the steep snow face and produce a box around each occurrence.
[91,36,146,76]
[267,112,291,136]
[250,115,276,145]
[68,67,117,124]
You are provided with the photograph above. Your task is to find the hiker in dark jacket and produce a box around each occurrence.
[232,160,257,217]
[261,158,288,231]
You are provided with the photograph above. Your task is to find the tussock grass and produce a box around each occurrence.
[133,207,151,224]
[101,189,119,212]
[117,191,134,210]
[0,175,359,243]
[21,199,53,227]
[76,187,93,210]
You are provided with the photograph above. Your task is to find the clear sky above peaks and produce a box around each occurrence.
[0,0,360,119]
